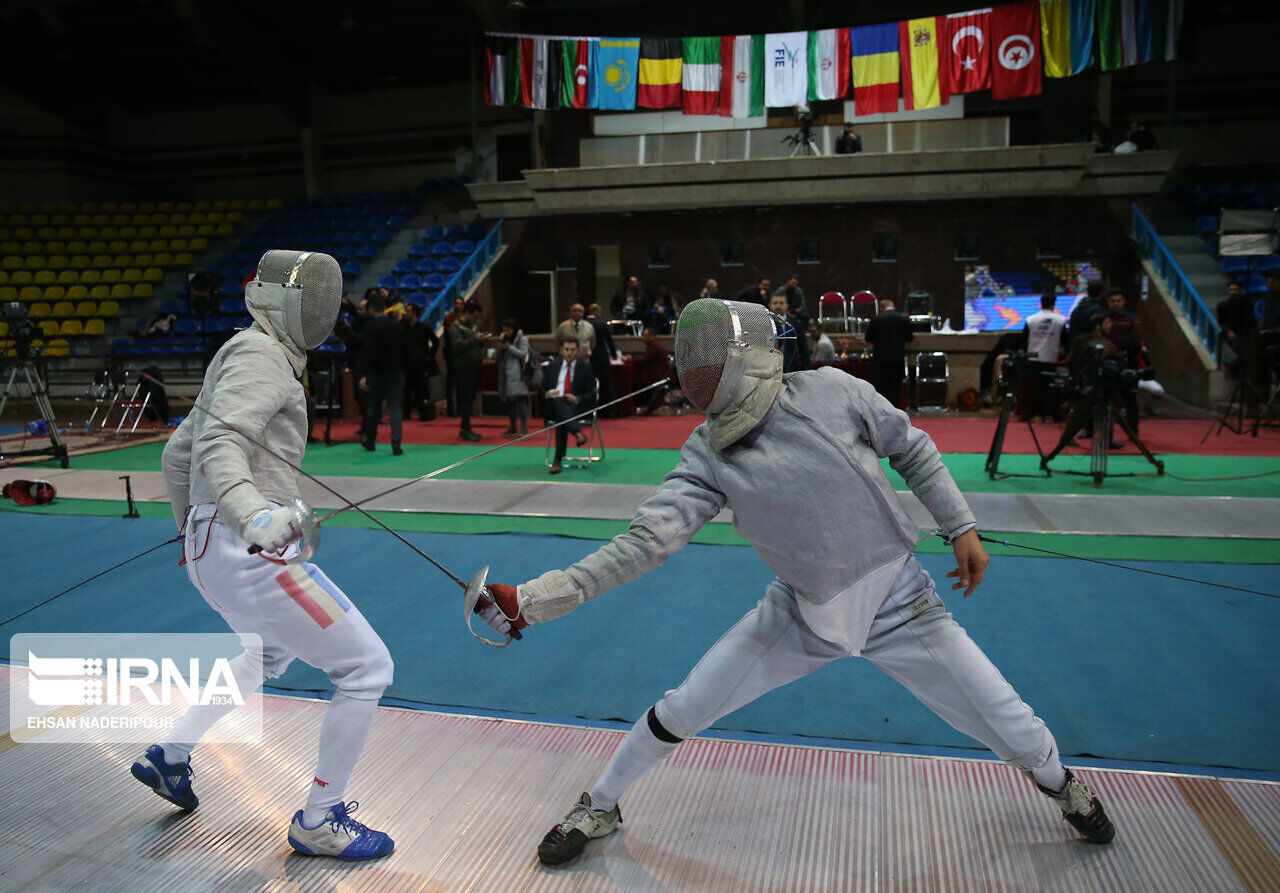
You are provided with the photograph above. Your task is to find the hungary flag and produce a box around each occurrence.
[807,28,850,101]
[682,37,720,115]
[718,35,764,118]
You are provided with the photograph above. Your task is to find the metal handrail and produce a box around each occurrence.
[425,220,504,330]
[1130,203,1220,362]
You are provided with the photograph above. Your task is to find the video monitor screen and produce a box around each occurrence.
[962,262,1100,331]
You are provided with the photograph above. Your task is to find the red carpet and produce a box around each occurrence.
[324,412,1280,456]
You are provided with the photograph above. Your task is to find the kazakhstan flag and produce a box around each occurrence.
[590,38,641,110]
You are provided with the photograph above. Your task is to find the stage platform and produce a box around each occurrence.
[2,665,1277,892]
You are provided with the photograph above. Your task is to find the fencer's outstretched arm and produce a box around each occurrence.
[161,417,194,530]
[190,342,296,535]
[850,378,976,539]
[519,436,727,623]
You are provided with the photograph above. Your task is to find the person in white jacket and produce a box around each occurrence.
[478,298,1115,867]
[138,250,395,861]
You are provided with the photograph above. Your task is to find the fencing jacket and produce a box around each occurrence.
[527,366,976,654]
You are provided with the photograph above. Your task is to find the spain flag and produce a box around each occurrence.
[638,37,682,108]
[899,17,949,110]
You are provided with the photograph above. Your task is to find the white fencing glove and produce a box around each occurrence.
[242,506,305,554]
[518,570,585,623]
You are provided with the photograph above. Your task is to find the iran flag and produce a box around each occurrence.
[719,35,764,118]
[807,28,850,101]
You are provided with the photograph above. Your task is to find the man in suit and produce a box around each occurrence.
[769,290,810,373]
[865,298,914,408]
[544,338,596,475]
[585,303,618,414]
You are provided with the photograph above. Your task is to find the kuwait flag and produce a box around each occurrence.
[637,37,682,108]
[807,28,850,101]
[559,39,590,108]
[899,17,949,110]
[484,35,519,107]
[1040,0,1095,77]
[764,31,807,107]
[519,37,551,108]
[1100,0,1183,70]
[682,37,720,115]
[944,9,992,94]
[719,35,765,118]
[991,1,1042,99]
[850,23,900,115]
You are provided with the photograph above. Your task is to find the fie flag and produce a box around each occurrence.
[1040,0,1095,76]
[1100,0,1183,70]
[637,37,682,108]
[944,9,992,93]
[719,35,765,118]
[590,38,640,110]
[992,1,1043,98]
[682,37,720,115]
[899,17,948,110]
[807,28,850,101]
[519,37,550,108]
[485,35,519,107]
[850,23,900,115]
[559,39,590,108]
[764,31,807,107]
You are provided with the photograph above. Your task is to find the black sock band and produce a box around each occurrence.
[646,706,682,744]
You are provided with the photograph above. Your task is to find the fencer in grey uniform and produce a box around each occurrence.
[135,250,395,861]
[478,298,1115,866]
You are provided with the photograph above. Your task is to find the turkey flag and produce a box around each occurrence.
[991,2,1042,100]
[944,9,991,94]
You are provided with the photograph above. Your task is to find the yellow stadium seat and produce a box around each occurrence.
[174,252,194,266]
[229,200,248,210]
[193,200,211,212]
[207,211,225,223]
[227,207,245,219]
[111,255,132,268]
[152,253,172,267]
[134,253,154,267]
[89,285,110,301]
[51,214,70,225]
[0,240,16,253]
[118,226,137,239]
[129,240,148,253]
[22,256,45,270]
[97,300,119,317]
[50,300,74,317]
[110,283,132,300]
[176,201,194,212]
[138,201,156,212]
[19,286,42,302]
[39,320,60,337]
[215,223,235,237]
[148,238,167,252]
[168,212,187,225]
[177,225,195,238]
[28,302,50,317]
[101,269,122,284]
[149,212,168,224]
[66,285,89,301]
[247,199,266,210]
[110,214,128,226]
[143,266,163,282]
[99,226,118,238]
[29,212,49,224]
[196,225,216,237]
[158,225,177,238]
[71,214,90,226]
[74,301,96,316]
[91,254,112,267]
[80,203,98,213]
[33,270,56,285]
[266,198,284,209]
[121,268,142,283]
[66,241,87,254]
[157,201,174,212]
[188,212,207,224]
[35,227,56,239]
[56,270,78,285]
[87,240,107,253]
[131,283,153,299]
[58,319,83,336]
[6,213,26,225]
[2,256,22,270]
[77,227,97,239]
[46,255,68,270]
[83,319,105,336]
[21,240,42,254]
[0,272,8,286]
[168,238,188,251]
[129,213,148,226]
[56,227,76,239]
[13,227,33,238]
[99,202,119,213]
[138,226,157,238]
[107,240,127,253]
[0,321,6,337]
[121,202,137,212]
[46,240,66,254]
[0,286,14,301]
[79,270,101,285]
[44,288,67,304]
[69,254,90,269]
[189,237,208,251]
[212,200,230,211]
[44,338,69,357]
[10,270,32,285]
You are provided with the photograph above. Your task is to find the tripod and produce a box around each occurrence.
[782,128,821,157]
[0,358,69,467]
[984,367,1050,479]
[1042,388,1163,486]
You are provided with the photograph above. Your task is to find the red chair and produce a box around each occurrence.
[817,291,848,332]
[850,290,878,333]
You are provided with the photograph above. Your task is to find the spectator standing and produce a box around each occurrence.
[1068,281,1106,346]
[556,302,596,357]
[402,303,438,420]
[586,303,618,414]
[359,293,407,455]
[769,291,811,372]
[1023,293,1066,420]
[497,318,532,436]
[783,273,807,322]
[1217,279,1255,378]
[449,299,485,442]
[442,296,465,416]
[864,298,914,407]
[543,339,595,474]
[734,277,772,306]
[635,326,671,415]
[611,275,650,320]
[834,123,862,154]
[1103,288,1143,436]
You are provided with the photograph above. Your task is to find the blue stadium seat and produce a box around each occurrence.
[176,338,202,355]
[409,241,430,257]
[341,260,363,277]
[1194,216,1217,237]
[1255,255,1280,272]
[392,258,415,274]
[399,273,421,290]
[377,274,398,289]
[438,257,460,273]
[387,214,406,228]
[423,226,444,240]
[357,244,379,260]
[159,299,184,315]
[432,241,453,256]
[406,291,427,306]
[1222,257,1251,273]
[415,257,437,273]
[1244,273,1268,294]
[453,240,474,255]
[371,228,392,243]
[351,229,372,243]
[423,273,446,289]
[444,225,465,239]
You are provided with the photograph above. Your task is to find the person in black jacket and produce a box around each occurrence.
[585,303,617,414]
[402,303,438,421]
[769,291,811,372]
[864,298,914,408]
[543,338,596,475]
[359,293,407,454]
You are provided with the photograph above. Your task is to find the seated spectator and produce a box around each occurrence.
[1114,121,1157,153]
[647,294,677,334]
[635,326,671,415]
[734,276,772,306]
[696,279,724,301]
[808,321,837,360]
[769,290,810,372]
[611,275,649,320]
[834,123,862,155]
[543,338,595,474]
[138,312,177,337]
[555,302,595,356]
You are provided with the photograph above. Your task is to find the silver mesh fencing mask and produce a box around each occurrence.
[674,298,785,412]
[249,250,343,350]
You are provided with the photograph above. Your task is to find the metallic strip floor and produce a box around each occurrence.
[7,467,1280,540]
[2,666,1277,892]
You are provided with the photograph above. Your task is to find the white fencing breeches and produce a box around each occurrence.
[654,556,1057,773]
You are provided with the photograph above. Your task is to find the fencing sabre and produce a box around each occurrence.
[933,530,1280,600]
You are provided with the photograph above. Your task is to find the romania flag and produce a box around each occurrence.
[638,37,682,108]
[899,17,948,110]
[849,24,899,115]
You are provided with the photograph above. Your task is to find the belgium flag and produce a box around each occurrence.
[637,37,682,108]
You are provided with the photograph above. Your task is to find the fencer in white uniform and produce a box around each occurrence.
[134,250,395,861]
[479,298,1115,866]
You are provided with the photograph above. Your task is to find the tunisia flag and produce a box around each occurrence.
[991,1,1042,99]
[944,9,991,94]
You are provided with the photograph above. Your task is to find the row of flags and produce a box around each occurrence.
[485,0,1183,115]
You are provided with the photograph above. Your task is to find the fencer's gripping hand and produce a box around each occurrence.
[242,507,304,554]
[946,528,989,598]
[473,583,529,635]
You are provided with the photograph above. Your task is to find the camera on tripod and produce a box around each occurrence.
[2,301,40,361]
[781,104,821,156]
[1075,344,1156,393]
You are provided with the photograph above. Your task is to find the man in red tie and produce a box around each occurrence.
[543,338,596,474]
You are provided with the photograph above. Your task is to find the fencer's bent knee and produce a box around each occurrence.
[647,705,683,743]
[653,699,699,741]
[330,635,394,699]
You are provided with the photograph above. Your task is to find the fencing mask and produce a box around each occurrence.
[3,479,56,506]
[674,298,786,450]
[246,250,343,351]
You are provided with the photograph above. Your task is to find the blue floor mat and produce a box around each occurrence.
[4,514,1279,772]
